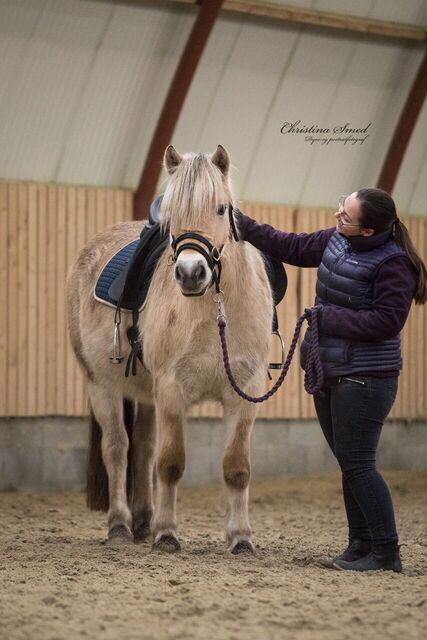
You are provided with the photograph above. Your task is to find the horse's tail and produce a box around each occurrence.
[86,398,135,512]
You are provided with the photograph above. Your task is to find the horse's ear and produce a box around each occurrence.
[211,145,229,176]
[164,145,182,175]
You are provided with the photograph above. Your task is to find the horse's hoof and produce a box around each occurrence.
[133,520,151,543]
[152,534,181,553]
[229,539,255,555]
[106,524,134,546]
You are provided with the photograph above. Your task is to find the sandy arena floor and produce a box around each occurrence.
[0,470,426,640]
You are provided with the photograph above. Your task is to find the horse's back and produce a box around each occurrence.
[66,220,147,376]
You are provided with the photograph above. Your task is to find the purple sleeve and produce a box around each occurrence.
[238,213,336,267]
[319,256,418,341]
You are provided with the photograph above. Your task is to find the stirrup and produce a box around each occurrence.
[269,328,285,370]
[110,307,124,363]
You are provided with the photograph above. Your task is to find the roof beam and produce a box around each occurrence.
[133,0,224,220]
[377,51,427,194]
[127,0,427,43]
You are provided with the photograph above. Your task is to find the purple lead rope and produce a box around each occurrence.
[217,305,325,402]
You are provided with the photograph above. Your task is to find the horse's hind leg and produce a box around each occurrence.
[131,403,156,542]
[222,404,258,554]
[88,382,133,543]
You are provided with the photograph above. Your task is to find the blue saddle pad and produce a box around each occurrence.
[95,239,140,311]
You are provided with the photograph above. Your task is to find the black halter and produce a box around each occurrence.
[169,203,238,294]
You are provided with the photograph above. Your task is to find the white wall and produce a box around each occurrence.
[0,0,426,215]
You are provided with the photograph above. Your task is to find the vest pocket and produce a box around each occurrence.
[300,328,350,369]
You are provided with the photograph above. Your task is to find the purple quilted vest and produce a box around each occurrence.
[300,228,405,377]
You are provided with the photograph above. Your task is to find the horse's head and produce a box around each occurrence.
[160,145,235,297]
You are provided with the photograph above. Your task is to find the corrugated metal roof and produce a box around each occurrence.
[0,0,426,215]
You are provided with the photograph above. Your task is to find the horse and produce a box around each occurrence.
[66,144,273,554]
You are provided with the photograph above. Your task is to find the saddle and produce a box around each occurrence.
[94,196,287,374]
[94,197,168,311]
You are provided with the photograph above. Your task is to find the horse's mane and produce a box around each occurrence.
[159,152,232,235]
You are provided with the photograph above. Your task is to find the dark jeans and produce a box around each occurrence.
[313,375,399,547]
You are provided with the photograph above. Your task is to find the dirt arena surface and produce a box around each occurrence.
[1,470,426,640]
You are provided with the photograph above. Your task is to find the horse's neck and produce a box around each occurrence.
[222,241,261,287]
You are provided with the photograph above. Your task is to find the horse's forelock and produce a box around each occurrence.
[160,152,231,233]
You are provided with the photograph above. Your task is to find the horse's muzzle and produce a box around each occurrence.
[175,257,212,296]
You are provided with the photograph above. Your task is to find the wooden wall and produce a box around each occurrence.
[1,181,425,419]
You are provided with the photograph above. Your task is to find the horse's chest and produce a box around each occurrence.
[173,347,260,404]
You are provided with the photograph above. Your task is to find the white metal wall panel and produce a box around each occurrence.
[256,0,427,25]
[0,0,426,216]
[0,0,116,182]
[170,17,303,199]
[58,3,194,187]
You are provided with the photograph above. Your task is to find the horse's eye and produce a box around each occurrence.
[217,204,226,216]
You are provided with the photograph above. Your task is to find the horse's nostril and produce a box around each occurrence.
[175,265,183,281]
[193,264,206,281]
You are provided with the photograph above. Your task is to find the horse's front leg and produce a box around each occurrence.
[151,390,185,552]
[223,401,258,554]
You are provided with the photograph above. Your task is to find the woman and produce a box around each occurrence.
[235,188,426,573]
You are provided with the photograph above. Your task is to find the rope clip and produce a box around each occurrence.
[213,290,226,324]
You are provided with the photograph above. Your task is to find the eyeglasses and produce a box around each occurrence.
[337,195,362,227]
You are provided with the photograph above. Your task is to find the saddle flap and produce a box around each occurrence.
[108,264,131,303]
[94,223,170,312]
[261,253,287,306]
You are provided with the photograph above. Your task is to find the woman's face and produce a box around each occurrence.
[334,192,374,237]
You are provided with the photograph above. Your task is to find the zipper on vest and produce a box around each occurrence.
[339,376,366,385]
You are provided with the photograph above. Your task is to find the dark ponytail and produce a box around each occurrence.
[357,188,427,305]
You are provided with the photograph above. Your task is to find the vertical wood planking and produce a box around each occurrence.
[1,182,425,419]
[27,184,38,415]
[17,184,29,414]
[37,185,48,414]
[0,184,8,415]
[65,187,77,415]
[86,187,97,241]
[106,188,115,228]
[56,186,66,414]
[46,185,57,414]
[7,184,18,414]
[96,188,107,233]
[114,188,126,224]
[74,187,87,415]
[124,190,134,223]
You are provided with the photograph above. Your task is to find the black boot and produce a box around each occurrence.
[333,538,371,563]
[333,543,402,573]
